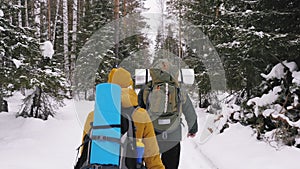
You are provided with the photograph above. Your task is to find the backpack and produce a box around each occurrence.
[74,107,146,169]
[142,68,184,134]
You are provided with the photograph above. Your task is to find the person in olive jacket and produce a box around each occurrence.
[137,60,198,169]
[78,68,165,169]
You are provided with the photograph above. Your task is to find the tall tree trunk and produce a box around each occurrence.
[114,0,120,65]
[8,1,12,25]
[82,0,86,18]
[178,0,182,59]
[157,0,165,56]
[47,0,51,40]
[18,0,22,27]
[40,0,47,41]
[0,55,4,112]
[34,0,41,41]
[70,0,78,91]
[77,0,81,26]
[122,0,127,43]
[24,0,29,27]
[52,0,61,45]
[63,0,69,80]
[123,0,127,16]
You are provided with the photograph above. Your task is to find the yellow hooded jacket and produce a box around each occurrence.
[81,68,165,169]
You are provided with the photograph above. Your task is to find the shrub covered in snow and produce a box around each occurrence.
[237,61,300,148]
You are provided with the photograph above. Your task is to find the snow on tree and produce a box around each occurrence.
[241,61,300,148]
[40,41,54,59]
[12,59,23,68]
[166,0,300,101]
[0,1,68,119]
[0,9,3,17]
[74,0,149,99]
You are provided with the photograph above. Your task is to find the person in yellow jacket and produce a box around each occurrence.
[78,67,165,169]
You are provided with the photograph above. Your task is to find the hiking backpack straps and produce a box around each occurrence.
[143,68,183,135]
[76,123,121,169]
[75,107,144,169]
[120,106,139,169]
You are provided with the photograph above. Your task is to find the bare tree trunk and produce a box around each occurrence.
[70,0,78,90]
[157,0,165,55]
[52,0,61,45]
[82,0,86,18]
[47,0,51,40]
[114,0,120,65]
[8,1,12,25]
[25,0,29,27]
[18,0,22,27]
[178,0,182,59]
[40,0,48,41]
[77,0,81,25]
[63,0,69,80]
[123,0,127,16]
[122,0,127,43]
[0,55,5,112]
[34,0,41,41]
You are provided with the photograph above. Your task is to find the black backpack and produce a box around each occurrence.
[74,107,146,169]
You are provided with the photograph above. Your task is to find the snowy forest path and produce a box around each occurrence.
[179,108,220,169]
[180,138,220,169]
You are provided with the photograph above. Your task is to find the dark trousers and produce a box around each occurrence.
[159,142,181,169]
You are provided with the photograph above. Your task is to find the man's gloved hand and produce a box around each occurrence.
[187,133,196,138]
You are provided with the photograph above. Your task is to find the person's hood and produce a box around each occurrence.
[108,67,133,88]
[107,67,137,107]
[121,88,138,108]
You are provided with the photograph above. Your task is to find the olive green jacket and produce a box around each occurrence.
[138,85,198,142]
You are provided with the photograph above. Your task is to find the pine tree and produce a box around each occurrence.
[97,0,150,83]
[167,0,300,99]
[1,1,68,119]
[73,0,115,99]
[165,0,226,104]
[242,61,300,148]
[74,0,149,99]
[0,2,16,112]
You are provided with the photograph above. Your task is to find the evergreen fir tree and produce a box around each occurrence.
[0,1,68,119]
[167,0,300,99]
[74,0,149,99]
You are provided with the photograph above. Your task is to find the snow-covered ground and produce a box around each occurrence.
[1,93,300,169]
